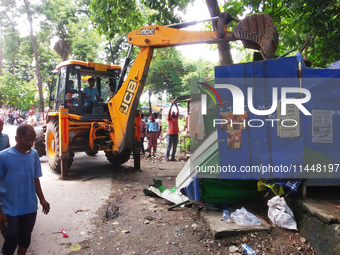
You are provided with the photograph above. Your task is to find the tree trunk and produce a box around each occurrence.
[206,0,233,66]
[148,90,152,115]
[24,0,44,112]
[109,40,115,64]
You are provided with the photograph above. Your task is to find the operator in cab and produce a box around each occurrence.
[82,78,103,114]
[103,80,117,113]
[68,80,77,93]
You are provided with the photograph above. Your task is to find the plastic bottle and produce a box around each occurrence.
[247,213,261,225]
[62,229,68,238]
[241,243,256,255]
[222,210,230,222]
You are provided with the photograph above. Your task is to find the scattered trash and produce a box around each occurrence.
[62,229,68,238]
[80,231,86,235]
[229,245,239,252]
[231,207,261,226]
[106,203,119,219]
[112,221,119,225]
[143,179,188,205]
[258,180,301,196]
[268,195,297,230]
[121,230,130,233]
[167,200,191,211]
[144,220,150,225]
[205,239,214,244]
[145,215,153,221]
[191,223,197,230]
[300,237,307,243]
[241,243,256,255]
[222,210,231,222]
[74,209,90,213]
[69,243,81,252]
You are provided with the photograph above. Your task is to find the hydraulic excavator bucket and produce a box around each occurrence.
[233,14,278,60]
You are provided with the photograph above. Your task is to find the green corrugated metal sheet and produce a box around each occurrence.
[193,142,219,175]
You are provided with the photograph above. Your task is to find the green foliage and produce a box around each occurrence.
[89,0,194,40]
[181,58,215,89]
[138,101,149,114]
[146,48,188,99]
[69,18,103,62]
[0,72,38,110]
[242,0,340,67]
[141,0,193,25]
[89,0,145,40]
[102,36,127,65]
[3,25,20,67]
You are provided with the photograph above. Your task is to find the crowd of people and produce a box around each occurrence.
[0,107,22,125]
[0,106,48,127]
[139,100,180,161]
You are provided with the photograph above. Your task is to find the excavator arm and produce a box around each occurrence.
[107,13,278,155]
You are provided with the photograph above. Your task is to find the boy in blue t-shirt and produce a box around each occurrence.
[146,114,159,157]
[0,124,50,255]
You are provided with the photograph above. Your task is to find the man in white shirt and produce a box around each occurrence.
[24,110,37,127]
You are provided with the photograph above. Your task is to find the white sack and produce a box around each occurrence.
[268,195,297,230]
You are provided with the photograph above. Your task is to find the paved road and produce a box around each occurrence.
[1,124,114,254]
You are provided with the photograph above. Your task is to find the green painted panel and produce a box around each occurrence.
[193,142,219,175]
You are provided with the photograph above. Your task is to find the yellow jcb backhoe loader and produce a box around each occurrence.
[34,13,278,178]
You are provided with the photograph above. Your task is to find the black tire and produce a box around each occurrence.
[105,150,131,166]
[34,129,46,157]
[85,149,98,156]
[46,120,73,172]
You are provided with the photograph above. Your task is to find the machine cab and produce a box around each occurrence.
[52,61,121,116]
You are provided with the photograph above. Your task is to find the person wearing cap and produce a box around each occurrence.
[0,118,10,151]
[82,78,103,114]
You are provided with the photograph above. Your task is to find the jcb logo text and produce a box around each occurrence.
[120,80,138,114]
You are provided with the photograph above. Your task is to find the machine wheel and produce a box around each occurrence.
[85,149,98,156]
[34,129,46,157]
[46,120,74,172]
[105,150,131,166]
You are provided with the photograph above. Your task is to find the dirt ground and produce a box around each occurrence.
[68,147,317,255]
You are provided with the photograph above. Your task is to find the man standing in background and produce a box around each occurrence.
[140,113,147,155]
[24,110,37,127]
[166,100,179,162]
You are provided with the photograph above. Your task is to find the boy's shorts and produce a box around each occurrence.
[1,211,37,254]
[148,132,158,149]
